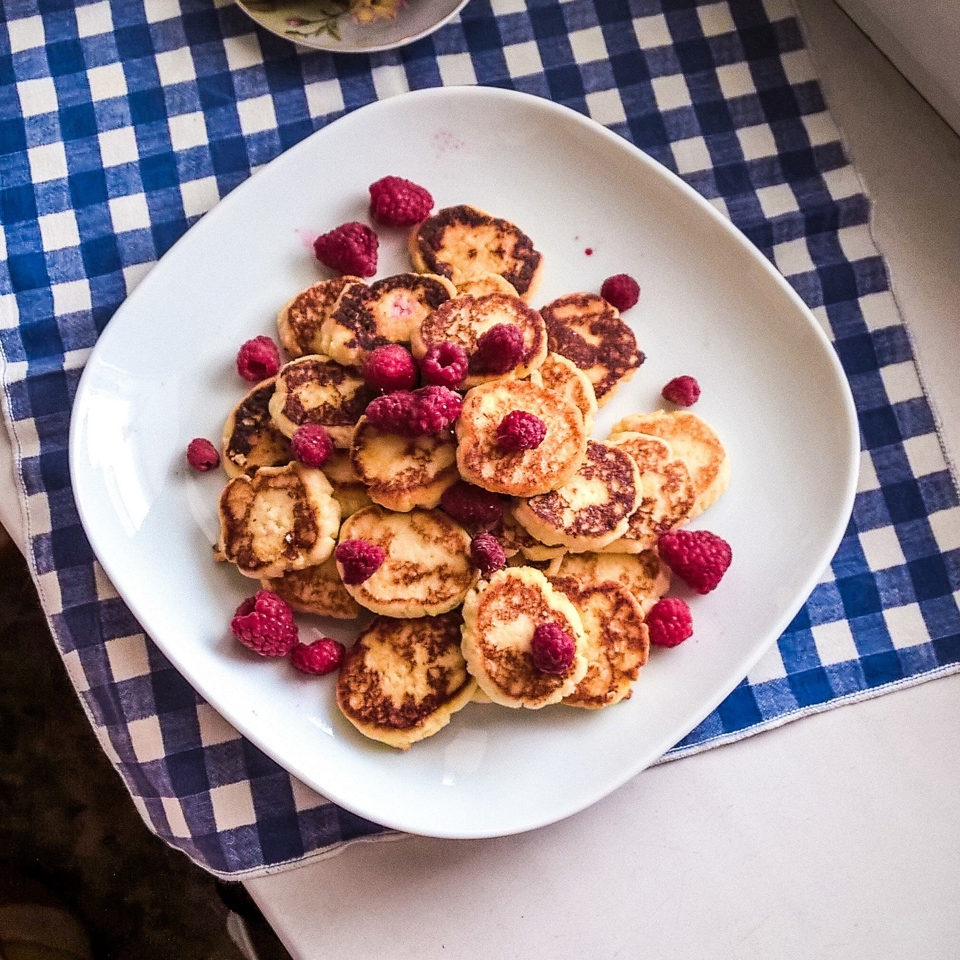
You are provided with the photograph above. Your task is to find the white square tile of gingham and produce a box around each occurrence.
[884,602,935,651]
[810,618,861,667]
[209,781,258,832]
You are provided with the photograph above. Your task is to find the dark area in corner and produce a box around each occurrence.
[0,537,289,959]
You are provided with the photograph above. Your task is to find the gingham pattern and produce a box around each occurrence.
[2,0,959,878]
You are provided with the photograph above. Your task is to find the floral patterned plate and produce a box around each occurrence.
[236,0,470,53]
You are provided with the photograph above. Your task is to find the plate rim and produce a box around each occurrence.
[68,86,861,838]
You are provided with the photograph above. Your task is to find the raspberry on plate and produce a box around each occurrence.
[441,480,503,532]
[646,597,694,647]
[369,176,434,227]
[365,386,462,437]
[290,424,333,468]
[291,637,346,675]
[496,410,546,452]
[363,344,419,393]
[313,221,378,277]
[237,336,281,382]
[469,323,524,375]
[335,539,386,585]
[470,533,507,575]
[530,623,576,674]
[600,273,641,312]
[230,590,299,657]
[662,375,700,407]
[419,341,469,389]
[658,528,732,594]
[186,437,220,471]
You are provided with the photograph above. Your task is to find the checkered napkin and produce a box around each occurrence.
[2,0,959,878]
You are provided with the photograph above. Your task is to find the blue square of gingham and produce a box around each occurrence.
[1,0,959,877]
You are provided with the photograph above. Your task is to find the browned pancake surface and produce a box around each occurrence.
[222,378,292,478]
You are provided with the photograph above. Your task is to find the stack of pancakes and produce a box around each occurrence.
[211,204,730,750]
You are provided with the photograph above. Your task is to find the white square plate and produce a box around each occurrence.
[69,87,859,838]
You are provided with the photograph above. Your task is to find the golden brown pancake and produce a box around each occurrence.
[550,577,649,709]
[320,448,374,518]
[215,462,341,579]
[337,506,477,618]
[456,272,518,298]
[541,292,643,406]
[530,352,598,428]
[336,613,476,750]
[221,378,292,479]
[277,276,360,358]
[460,566,588,708]
[261,554,360,619]
[409,205,544,301]
[553,550,670,614]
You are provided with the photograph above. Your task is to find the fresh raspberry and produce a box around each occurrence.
[368,176,434,227]
[186,437,220,471]
[470,533,507,575]
[440,480,503,532]
[419,341,469,389]
[335,539,386,585]
[469,324,524,375]
[662,375,700,407]
[291,637,346,675]
[646,597,694,648]
[230,590,298,657]
[530,623,576,675]
[313,221,378,277]
[600,273,641,312]
[496,410,546,452]
[237,336,281,382]
[290,424,333,468]
[363,344,419,393]
[658,529,732,594]
[365,386,462,437]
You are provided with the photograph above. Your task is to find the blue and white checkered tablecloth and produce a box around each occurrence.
[2,0,959,878]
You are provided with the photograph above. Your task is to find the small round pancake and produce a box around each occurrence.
[610,410,729,517]
[409,204,544,301]
[496,504,567,563]
[460,566,588,709]
[513,440,641,552]
[550,577,650,709]
[456,378,589,497]
[269,354,376,449]
[337,506,477,618]
[321,448,374,518]
[350,417,459,513]
[336,613,476,750]
[277,276,360,358]
[541,293,643,407]
[216,462,341,579]
[411,293,548,389]
[221,378,292,479]
[553,550,670,614]
[261,554,360,619]
[321,273,457,367]
[456,272,518,298]
[600,432,696,552]
[530,352,598,428]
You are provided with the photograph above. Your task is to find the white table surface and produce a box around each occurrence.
[244,1,960,957]
[2,0,958,956]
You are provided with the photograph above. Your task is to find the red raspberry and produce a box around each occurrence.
[469,324,524,375]
[335,539,386,585]
[646,597,694,648]
[365,386,462,437]
[419,341,468,389]
[530,623,576,675]
[237,336,281,382]
[363,344,419,393]
[658,529,732,594]
[368,176,434,227]
[290,424,332,468]
[496,410,546,452]
[291,637,346,675]
[470,533,507,575]
[440,480,503,532]
[230,590,298,657]
[186,437,220,471]
[600,273,641,312]
[662,375,700,406]
[313,221,378,277]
